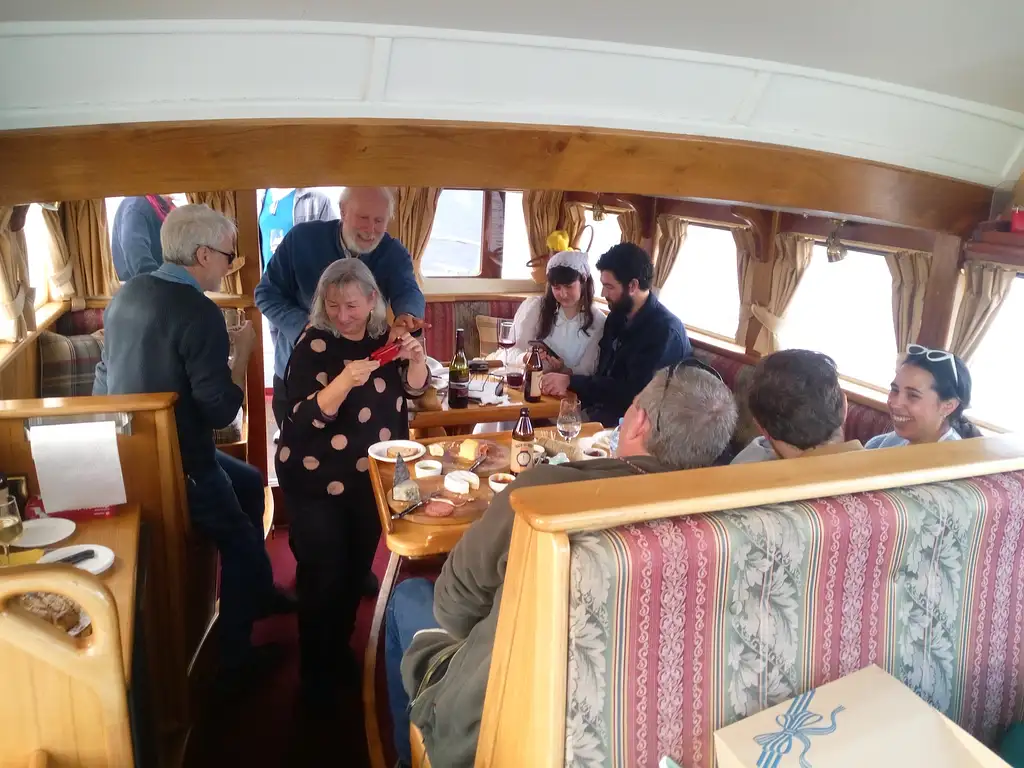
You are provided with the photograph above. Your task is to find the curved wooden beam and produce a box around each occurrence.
[0,119,990,234]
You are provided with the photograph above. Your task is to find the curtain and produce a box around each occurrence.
[748,233,814,353]
[41,207,84,307]
[948,260,1018,361]
[186,191,244,294]
[60,200,116,298]
[389,187,442,283]
[733,227,758,345]
[523,190,564,283]
[653,215,687,290]
[562,202,587,249]
[618,209,644,245]
[884,249,931,355]
[0,207,34,342]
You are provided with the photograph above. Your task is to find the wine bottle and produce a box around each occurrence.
[510,407,535,475]
[448,328,470,409]
[524,345,543,403]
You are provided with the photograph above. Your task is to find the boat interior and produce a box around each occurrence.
[1,1,1024,766]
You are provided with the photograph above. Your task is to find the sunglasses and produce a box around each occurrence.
[906,344,958,385]
[655,358,725,433]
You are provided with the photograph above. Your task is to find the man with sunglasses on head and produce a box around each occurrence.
[540,242,692,426]
[95,204,294,689]
[384,365,737,768]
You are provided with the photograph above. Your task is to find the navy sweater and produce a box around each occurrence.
[94,275,241,475]
[254,221,426,379]
[569,292,692,426]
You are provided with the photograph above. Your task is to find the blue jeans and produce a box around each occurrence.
[386,578,441,766]
[186,450,274,667]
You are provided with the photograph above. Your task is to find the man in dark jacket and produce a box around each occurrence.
[385,365,738,767]
[255,186,426,428]
[541,242,692,425]
[96,203,290,682]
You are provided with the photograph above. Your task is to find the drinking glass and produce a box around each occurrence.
[557,398,582,442]
[497,320,516,364]
[0,496,23,566]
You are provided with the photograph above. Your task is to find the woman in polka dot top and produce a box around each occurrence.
[276,258,428,705]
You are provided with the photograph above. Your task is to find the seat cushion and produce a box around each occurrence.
[566,470,1024,767]
[38,330,104,398]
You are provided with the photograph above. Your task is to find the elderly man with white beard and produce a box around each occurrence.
[256,186,426,428]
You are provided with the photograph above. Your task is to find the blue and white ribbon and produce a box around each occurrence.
[753,690,844,768]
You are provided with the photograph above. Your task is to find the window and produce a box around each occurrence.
[23,204,53,309]
[966,274,1024,431]
[501,191,532,280]
[658,225,740,339]
[420,189,484,277]
[582,209,622,288]
[778,245,897,387]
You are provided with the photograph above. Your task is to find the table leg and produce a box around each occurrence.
[363,551,403,768]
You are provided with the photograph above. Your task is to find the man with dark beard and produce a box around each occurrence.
[541,242,691,425]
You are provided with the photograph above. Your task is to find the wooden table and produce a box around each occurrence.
[408,371,564,432]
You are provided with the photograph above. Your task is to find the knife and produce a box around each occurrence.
[55,549,95,565]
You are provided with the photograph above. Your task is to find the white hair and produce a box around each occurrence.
[339,187,395,221]
[160,203,236,267]
[309,258,387,338]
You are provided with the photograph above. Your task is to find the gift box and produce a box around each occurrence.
[713,666,1008,768]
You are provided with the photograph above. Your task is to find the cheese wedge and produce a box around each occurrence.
[458,439,481,462]
[446,470,480,492]
[428,443,445,457]
[393,480,421,502]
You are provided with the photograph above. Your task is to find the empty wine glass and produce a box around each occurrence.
[0,496,23,566]
[557,398,582,442]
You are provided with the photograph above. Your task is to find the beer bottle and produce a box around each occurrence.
[524,345,543,403]
[448,328,470,409]
[510,407,535,475]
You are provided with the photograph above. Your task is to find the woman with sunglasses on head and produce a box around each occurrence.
[865,344,982,449]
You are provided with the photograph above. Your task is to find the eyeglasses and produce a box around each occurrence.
[906,344,958,385]
[198,245,236,265]
[655,358,725,433]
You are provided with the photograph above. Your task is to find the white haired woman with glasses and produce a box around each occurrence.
[866,344,981,449]
[275,258,428,707]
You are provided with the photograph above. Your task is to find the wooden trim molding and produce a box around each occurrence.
[0,119,990,234]
[0,300,66,376]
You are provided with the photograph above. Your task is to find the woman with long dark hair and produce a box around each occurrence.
[866,344,981,448]
[506,248,606,375]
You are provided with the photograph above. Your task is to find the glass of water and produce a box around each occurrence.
[557,398,582,443]
[0,496,23,566]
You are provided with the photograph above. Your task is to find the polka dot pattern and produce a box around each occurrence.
[358,407,371,423]
[292,402,301,414]
[374,378,386,393]
[396,396,404,412]
[278,446,291,461]
[303,456,320,470]
[312,419,326,429]
[310,339,327,353]
[327,481,345,496]
[379,427,391,441]
[331,434,348,450]
[356,457,369,472]
[316,372,329,387]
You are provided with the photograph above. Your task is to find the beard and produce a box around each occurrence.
[608,292,634,315]
[341,228,383,255]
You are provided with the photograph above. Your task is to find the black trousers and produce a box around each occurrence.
[286,484,382,691]
[272,375,289,430]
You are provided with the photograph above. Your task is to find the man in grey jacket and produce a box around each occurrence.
[385,362,738,767]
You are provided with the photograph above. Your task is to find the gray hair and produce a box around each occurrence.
[160,203,237,266]
[339,186,395,220]
[635,366,738,470]
[309,258,387,338]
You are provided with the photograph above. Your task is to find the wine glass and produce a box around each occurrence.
[497,320,516,364]
[0,496,23,566]
[557,398,582,443]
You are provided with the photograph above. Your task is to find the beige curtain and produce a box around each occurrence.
[618,209,644,245]
[653,215,687,290]
[0,207,35,342]
[562,201,587,249]
[388,187,442,283]
[523,190,564,283]
[747,233,814,353]
[884,249,931,354]
[59,200,116,299]
[948,260,1018,361]
[187,191,244,293]
[41,207,84,307]
[733,227,758,345]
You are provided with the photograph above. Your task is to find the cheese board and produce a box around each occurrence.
[424,438,508,476]
[387,475,494,526]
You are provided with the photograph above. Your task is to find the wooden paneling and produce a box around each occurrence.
[0,119,990,234]
[0,336,38,399]
[780,214,938,253]
[917,233,963,349]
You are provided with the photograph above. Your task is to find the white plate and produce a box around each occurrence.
[15,517,76,548]
[38,544,115,576]
[368,440,426,463]
[426,357,445,376]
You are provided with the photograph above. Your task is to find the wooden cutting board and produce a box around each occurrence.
[387,476,495,526]
[423,439,510,477]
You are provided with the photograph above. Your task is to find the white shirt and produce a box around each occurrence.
[865,427,961,449]
[507,296,606,375]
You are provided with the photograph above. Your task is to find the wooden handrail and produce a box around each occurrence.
[0,392,178,418]
[509,434,1024,533]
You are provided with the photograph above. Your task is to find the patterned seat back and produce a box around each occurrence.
[565,471,1024,767]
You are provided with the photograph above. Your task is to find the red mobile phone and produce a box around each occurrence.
[371,341,402,365]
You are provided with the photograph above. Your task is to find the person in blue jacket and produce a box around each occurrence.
[255,186,426,428]
[110,195,176,280]
[541,242,692,426]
